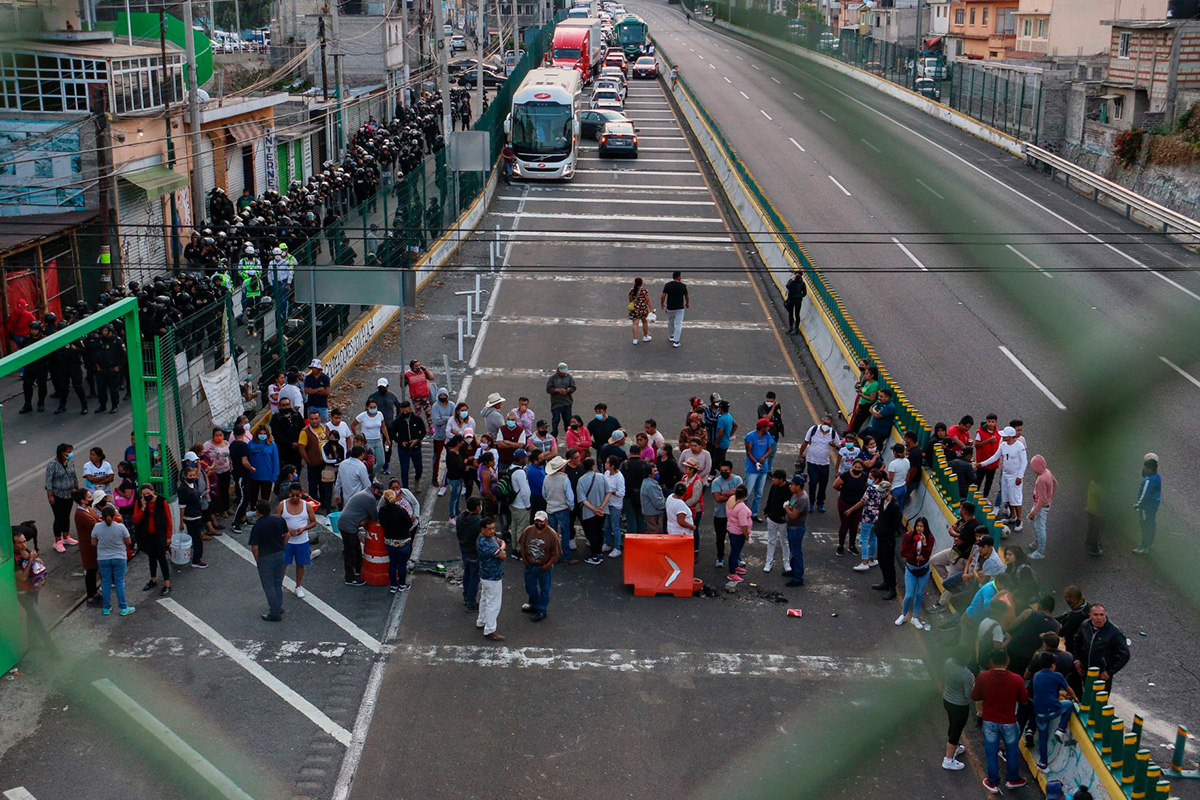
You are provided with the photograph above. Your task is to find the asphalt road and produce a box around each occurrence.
[631,0,1200,776]
[348,72,988,800]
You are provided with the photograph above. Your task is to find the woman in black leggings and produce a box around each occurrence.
[133,483,173,596]
[942,647,974,771]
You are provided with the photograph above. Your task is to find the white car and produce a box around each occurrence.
[590,88,624,111]
[444,24,453,36]
[595,78,626,100]
[450,34,467,53]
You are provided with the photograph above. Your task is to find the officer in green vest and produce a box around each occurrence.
[238,245,263,326]
[212,260,233,294]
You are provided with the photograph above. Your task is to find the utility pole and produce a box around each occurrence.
[330,0,347,157]
[207,0,215,35]
[233,0,242,36]
[319,15,330,100]
[91,86,121,287]
[475,0,484,110]
[159,6,182,269]
[399,0,410,108]
[434,0,452,135]
[182,0,205,228]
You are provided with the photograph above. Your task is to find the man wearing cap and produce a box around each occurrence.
[430,388,455,495]
[527,420,558,457]
[542,456,577,563]
[517,510,562,622]
[391,400,428,491]
[338,481,385,585]
[979,425,1028,532]
[665,482,695,536]
[785,474,810,587]
[303,360,331,423]
[545,363,576,438]
[600,430,629,467]
[1133,453,1162,555]
[482,393,506,438]
[508,449,533,537]
[368,378,402,471]
[744,418,777,519]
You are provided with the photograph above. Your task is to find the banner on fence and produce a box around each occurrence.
[199,357,245,431]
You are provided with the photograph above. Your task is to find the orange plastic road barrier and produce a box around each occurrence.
[362,521,390,587]
[622,534,695,597]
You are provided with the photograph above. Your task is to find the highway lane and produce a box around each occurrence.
[632,0,1200,758]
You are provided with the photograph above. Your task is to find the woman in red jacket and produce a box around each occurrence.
[133,483,173,596]
[897,516,933,631]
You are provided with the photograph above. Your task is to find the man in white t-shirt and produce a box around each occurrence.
[665,482,694,536]
[280,370,305,417]
[798,412,841,512]
[886,443,911,505]
[979,426,1028,531]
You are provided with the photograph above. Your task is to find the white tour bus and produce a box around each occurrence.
[505,68,583,180]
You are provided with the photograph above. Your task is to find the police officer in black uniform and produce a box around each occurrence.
[18,320,48,414]
[94,325,123,414]
[53,324,89,415]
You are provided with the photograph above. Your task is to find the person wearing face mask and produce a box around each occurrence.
[528,419,559,457]
[270,398,304,474]
[565,414,593,453]
[517,510,563,621]
[367,379,402,470]
[354,400,390,472]
[248,425,281,510]
[586,404,621,462]
[799,412,841,514]
[833,458,868,557]
[431,389,455,494]
[836,433,861,475]
[859,435,884,474]
[850,468,887,572]
[497,411,529,467]
[203,427,233,516]
[391,400,428,491]
[448,402,475,439]
[133,484,173,596]
[45,442,80,553]
[756,393,785,472]
[710,461,743,569]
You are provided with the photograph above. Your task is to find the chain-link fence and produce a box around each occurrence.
[695,1,1043,143]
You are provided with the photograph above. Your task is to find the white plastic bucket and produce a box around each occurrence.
[169,533,193,566]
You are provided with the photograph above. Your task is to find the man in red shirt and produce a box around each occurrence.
[972,648,1029,794]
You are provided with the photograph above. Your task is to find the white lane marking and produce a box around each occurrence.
[771,76,781,84]
[998,346,1068,410]
[505,275,748,287]
[709,63,716,69]
[158,598,352,745]
[393,644,929,680]
[793,92,805,100]
[213,535,381,653]
[575,169,705,176]
[109,635,351,663]
[736,54,743,59]
[760,109,772,120]
[819,109,837,121]
[739,90,749,99]
[891,238,929,272]
[496,230,729,242]
[724,76,732,83]
[492,211,722,223]
[576,157,696,164]
[4,790,38,800]
[751,63,760,70]
[915,178,945,200]
[1160,356,1200,390]
[1005,244,1053,279]
[487,316,767,331]
[498,195,714,206]
[471,367,795,385]
[501,184,706,193]
[788,137,807,153]
[861,138,880,153]
[91,680,256,800]
[773,56,1200,303]
[828,175,852,196]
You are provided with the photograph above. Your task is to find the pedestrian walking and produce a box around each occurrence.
[941,646,973,770]
[660,270,689,347]
[545,363,576,438]
[133,484,173,596]
[403,360,436,427]
[784,268,806,334]
[278,482,316,598]
[457,497,483,610]
[380,489,415,593]
[391,400,427,491]
[249,501,288,621]
[762,469,792,573]
[517,511,562,621]
[872,482,901,600]
[628,277,652,345]
[338,481,384,586]
[973,648,1029,794]
[1132,453,1162,555]
[785,474,809,587]
[897,517,933,630]
[476,517,507,640]
[44,443,78,553]
[1026,454,1057,559]
[799,412,840,513]
[92,505,134,617]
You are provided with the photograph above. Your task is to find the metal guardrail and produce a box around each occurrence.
[1023,143,1200,241]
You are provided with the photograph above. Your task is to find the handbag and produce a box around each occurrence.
[321,465,337,482]
[628,301,636,312]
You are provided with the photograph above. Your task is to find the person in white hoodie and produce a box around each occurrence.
[978,426,1027,532]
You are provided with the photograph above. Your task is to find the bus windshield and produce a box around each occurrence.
[511,101,574,156]
[553,47,582,60]
[618,25,645,44]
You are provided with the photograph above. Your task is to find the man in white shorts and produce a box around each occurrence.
[978,426,1027,532]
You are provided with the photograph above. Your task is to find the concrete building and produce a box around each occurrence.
[1097,18,1200,130]
[866,0,920,46]
[946,0,1019,60]
[1013,0,1167,58]
[928,0,952,36]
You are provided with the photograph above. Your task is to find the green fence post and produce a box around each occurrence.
[1133,749,1151,799]
[1112,723,1129,776]
[991,71,1000,126]
[1016,80,1026,139]
[1002,75,1010,134]
[1134,714,1145,748]
[1123,733,1141,788]
[1107,717,1124,759]
[1146,764,1163,797]
[1170,725,1189,772]
[1097,704,1114,748]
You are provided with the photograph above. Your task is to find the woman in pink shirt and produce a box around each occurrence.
[1027,454,1057,560]
[565,414,592,452]
[725,485,752,582]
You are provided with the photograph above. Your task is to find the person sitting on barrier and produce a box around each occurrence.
[1030,651,1078,770]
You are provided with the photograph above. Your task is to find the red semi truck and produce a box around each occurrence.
[549,19,604,83]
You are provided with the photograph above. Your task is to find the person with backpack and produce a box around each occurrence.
[501,449,532,541]
[799,412,841,514]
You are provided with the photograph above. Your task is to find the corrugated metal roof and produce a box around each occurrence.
[0,210,96,256]
[8,38,179,59]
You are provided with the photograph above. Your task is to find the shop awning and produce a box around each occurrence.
[227,120,267,144]
[118,165,187,200]
[923,36,942,49]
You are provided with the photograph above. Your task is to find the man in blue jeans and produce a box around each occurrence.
[743,417,776,519]
[516,511,562,622]
[973,648,1029,794]
[1031,651,1078,769]
[456,498,483,611]
[785,474,809,587]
